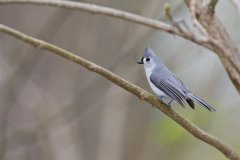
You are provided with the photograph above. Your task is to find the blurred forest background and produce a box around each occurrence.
[0,0,240,160]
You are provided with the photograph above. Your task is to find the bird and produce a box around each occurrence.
[137,47,216,112]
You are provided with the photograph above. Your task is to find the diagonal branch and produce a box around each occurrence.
[0,24,239,160]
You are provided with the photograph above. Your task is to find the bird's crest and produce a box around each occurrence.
[144,46,158,58]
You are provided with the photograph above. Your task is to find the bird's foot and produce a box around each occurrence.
[158,96,165,101]
[167,99,174,108]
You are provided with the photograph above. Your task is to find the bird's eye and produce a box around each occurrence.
[146,57,150,62]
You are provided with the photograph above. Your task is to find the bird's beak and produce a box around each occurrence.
[137,57,144,64]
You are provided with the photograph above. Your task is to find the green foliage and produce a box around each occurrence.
[151,117,188,145]
[150,107,215,146]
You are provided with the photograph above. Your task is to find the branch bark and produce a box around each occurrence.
[0,24,239,160]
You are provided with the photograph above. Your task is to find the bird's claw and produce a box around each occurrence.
[158,96,165,101]
[167,99,174,108]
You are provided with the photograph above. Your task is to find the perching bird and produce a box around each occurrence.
[137,47,216,112]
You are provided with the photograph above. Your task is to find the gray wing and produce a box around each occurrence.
[150,73,187,107]
[172,75,191,94]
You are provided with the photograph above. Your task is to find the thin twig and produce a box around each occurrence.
[189,0,209,39]
[164,3,185,33]
[208,0,219,15]
[0,24,239,160]
[164,3,199,42]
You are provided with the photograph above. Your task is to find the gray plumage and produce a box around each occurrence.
[137,47,216,112]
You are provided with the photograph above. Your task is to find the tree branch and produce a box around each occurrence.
[0,0,212,50]
[0,24,239,160]
[208,0,219,15]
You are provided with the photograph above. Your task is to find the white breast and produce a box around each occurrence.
[144,65,166,97]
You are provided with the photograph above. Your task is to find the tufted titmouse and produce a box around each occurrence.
[137,47,216,112]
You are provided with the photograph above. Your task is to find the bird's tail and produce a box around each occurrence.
[187,94,216,112]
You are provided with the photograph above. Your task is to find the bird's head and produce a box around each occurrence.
[137,47,162,70]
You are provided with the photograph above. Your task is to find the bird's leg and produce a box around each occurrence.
[158,96,165,101]
[151,96,165,109]
[167,99,174,107]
